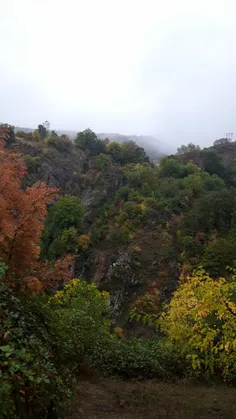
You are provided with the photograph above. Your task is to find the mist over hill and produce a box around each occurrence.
[15,126,172,161]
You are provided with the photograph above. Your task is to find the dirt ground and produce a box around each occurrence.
[71,378,236,419]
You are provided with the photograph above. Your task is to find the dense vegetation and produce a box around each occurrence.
[1,122,236,418]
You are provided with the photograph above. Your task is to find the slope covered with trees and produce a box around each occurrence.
[1,123,236,418]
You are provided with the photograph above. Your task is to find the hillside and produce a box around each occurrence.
[1,123,236,418]
[6,127,236,324]
[15,126,169,162]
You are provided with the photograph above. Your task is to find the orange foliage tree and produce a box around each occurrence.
[0,141,57,283]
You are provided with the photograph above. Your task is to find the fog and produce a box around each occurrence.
[0,0,236,150]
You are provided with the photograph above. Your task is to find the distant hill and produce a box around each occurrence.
[15,127,170,162]
[97,133,171,162]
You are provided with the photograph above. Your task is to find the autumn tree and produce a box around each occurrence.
[161,269,236,378]
[0,141,57,282]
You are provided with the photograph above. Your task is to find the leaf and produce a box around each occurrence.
[0,345,13,353]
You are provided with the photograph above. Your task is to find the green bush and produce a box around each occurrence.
[45,136,72,152]
[0,285,76,419]
[41,196,84,259]
[88,337,187,380]
[96,153,112,171]
[75,129,105,155]
[24,155,41,171]
[0,280,111,418]
[109,228,129,245]
[48,279,111,363]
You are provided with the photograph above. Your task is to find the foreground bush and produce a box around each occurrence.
[0,279,110,418]
[0,285,74,419]
[88,337,187,380]
[48,279,111,363]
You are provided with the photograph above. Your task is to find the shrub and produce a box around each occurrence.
[0,285,76,418]
[41,196,84,259]
[24,154,41,171]
[45,136,72,152]
[96,153,112,171]
[88,337,187,380]
[77,234,90,249]
[16,131,33,140]
[48,279,111,363]
[32,130,40,141]
[109,228,129,245]
[0,279,111,418]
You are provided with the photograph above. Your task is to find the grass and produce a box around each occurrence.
[71,378,236,418]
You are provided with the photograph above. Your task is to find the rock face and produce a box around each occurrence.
[91,249,144,324]
[106,252,143,322]
[19,139,122,216]
[80,166,123,220]
[13,137,177,329]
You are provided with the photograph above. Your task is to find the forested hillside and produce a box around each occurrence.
[1,123,236,418]
[15,126,168,162]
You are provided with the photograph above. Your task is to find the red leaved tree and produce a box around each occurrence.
[0,141,57,284]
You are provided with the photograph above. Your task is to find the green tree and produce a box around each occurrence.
[214,138,230,147]
[107,141,122,161]
[202,237,236,276]
[177,143,201,154]
[49,279,110,362]
[96,153,112,171]
[41,196,84,259]
[32,129,40,141]
[0,123,15,145]
[200,149,225,178]
[158,157,186,179]
[121,141,148,164]
[75,128,105,154]
[124,163,156,188]
[38,124,47,140]
[45,135,72,152]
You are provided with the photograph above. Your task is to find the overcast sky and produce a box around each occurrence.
[1,0,236,150]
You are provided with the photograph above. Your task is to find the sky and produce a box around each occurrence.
[0,0,236,150]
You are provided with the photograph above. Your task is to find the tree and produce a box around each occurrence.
[51,130,58,137]
[202,237,236,276]
[38,124,47,140]
[0,123,15,145]
[107,141,122,161]
[41,195,84,259]
[158,157,186,178]
[45,135,72,152]
[48,279,110,362]
[16,130,33,141]
[96,153,112,171]
[32,129,40,141]
[0,141,57,281]
[75,128,105,154]
[200,149,225,178]
[161,269,236,378]
[121,141,148,164]
[177,143,201,155]
[214,138,230,147]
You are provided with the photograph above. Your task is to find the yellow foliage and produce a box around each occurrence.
[101,290,110,298]
[114,327,123,338]
[161,269,236,377]
[77,234,90,249]
[133,246,141,253]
